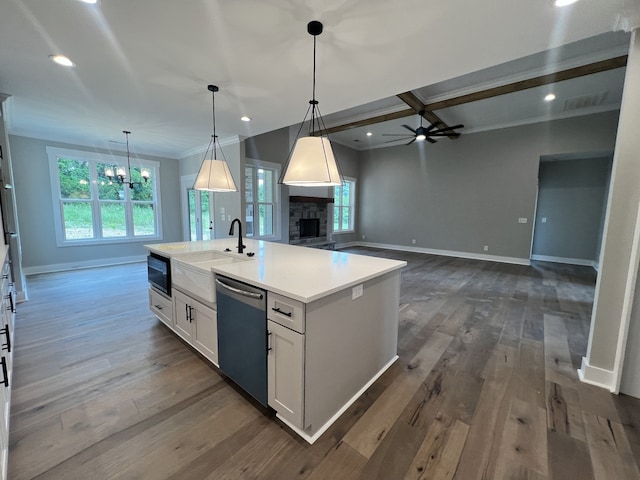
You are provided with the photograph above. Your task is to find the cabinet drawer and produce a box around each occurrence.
[267,292,305,333]
[149,288,173,327]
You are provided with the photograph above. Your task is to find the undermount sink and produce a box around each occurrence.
[171,252,253,304]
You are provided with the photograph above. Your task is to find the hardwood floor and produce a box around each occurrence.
[8,248,640,479]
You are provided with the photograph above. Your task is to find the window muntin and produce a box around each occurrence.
[334,178,356,233]
[47,147,161,246]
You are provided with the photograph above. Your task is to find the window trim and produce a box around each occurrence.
[47,146,163,247]
[244,158,281,241]
[333,176,356,234]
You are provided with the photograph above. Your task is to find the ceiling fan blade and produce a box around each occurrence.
[383,138,408,144]
[427,137,437,144]
[425,122,441,133]
[381,133,414,137]
[433,124,464,133]
[406,138,416,146]
[402,124,417,134]
[428,132,461,137]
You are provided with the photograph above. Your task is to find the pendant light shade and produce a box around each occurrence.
[193,158,237,191]
[281,136,341,186]
[280,21,343,187]
[194,84,238,192]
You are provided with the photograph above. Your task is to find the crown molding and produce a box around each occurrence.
[177,135,245,160]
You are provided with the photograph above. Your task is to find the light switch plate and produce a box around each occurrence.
[518,217,528,223]
[352,284,363,300]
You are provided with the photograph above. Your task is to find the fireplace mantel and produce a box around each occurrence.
[289,196,334,204]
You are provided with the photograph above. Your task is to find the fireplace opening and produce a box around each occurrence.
[299,218,320,238]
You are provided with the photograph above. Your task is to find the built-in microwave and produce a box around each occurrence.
[147,252,171,296]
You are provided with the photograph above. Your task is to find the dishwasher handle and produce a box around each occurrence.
[215,278,264,300]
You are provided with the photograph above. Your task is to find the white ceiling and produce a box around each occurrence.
[0,0,637,158]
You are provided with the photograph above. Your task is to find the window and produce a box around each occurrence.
[334,177,356,233]
[47,147,161,246]
[245,160,280,239]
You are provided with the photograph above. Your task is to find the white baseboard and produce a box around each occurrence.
[333,241,360,249]
[350,242,530,266]
[531,254,597,269]
[24,255,147,275]
[578,356,616,392]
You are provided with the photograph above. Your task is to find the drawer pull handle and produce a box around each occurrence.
[267,331,272,353]
[154,304,163,310]
[271,307,292,317]
[1,356,8,388]
[1,325,9,353]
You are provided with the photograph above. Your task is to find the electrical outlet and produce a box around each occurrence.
[518,217,528,224]
[362,234,366,240]
[352,284,363,300]
[542,217,547,223]
[484,245,489,251]
[412,239,416,244]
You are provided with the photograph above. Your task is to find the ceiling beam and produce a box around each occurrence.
[321,108,414,136]
[425,55,628,111]
[322,55,628,136]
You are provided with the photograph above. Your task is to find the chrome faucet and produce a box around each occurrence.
[229,218,245,254]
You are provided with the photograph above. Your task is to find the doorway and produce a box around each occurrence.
[531,153,613,268]
[181,175,215,241]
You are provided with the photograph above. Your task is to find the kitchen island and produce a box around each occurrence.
[145,238,406,443]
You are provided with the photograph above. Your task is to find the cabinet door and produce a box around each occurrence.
[172,290,193,341]
[192,302,218,366]
[267,320,304,429]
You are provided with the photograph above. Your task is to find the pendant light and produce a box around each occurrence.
[280,21,342,187]
[193,84,238,192]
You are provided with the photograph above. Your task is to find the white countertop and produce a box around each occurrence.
[145,239,406,303]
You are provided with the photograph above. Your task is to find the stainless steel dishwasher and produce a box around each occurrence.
[215,275,268,407]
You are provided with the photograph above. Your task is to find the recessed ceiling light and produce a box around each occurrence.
[79,0,98,4]
[545,93,556,102]
[554,0,579,6]
[366,132,373,137]
[240,116,251,122]
[49,54,75,67]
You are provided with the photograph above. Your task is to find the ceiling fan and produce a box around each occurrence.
[382,111,464,145]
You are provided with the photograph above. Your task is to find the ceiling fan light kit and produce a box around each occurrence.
[193,84,238,193]
[280,20,343,187]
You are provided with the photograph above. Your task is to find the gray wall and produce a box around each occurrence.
[532,156,612,263]
[358,110,620,261]
[10,135,182,272]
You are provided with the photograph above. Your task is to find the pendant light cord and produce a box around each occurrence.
[212,88,217,159]
[311,32,317,135]
[124,130,131,174]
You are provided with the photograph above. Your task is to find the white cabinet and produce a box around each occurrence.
[267,292,305,430]
[267,319,304,428]
[0,249,14,480]
[148,288,173,328]
[173,289,218,365]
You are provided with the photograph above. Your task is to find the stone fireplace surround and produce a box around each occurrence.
[289,196,335,249]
